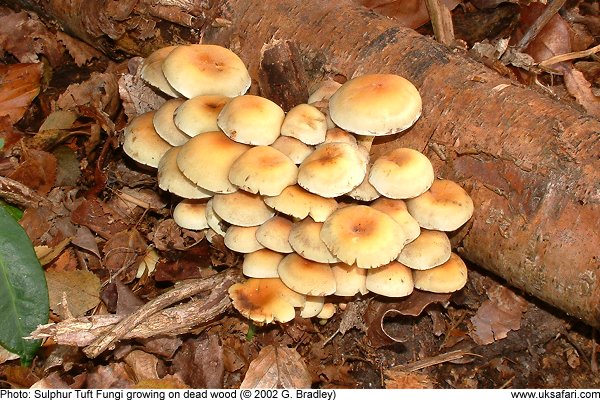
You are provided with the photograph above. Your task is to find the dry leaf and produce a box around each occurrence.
[0,63,42,124]
[8,148,57,195]
[103,229,147,283]
[30,372,70,389]
[173,336,224,388]
[71,198,131,240]
[124,350,162,382]
[46,270,101,318]
[118,57,167,119]
[563,67,600,118]
[86,363,135,388]
[56,72,120,118]
[356,0,459,29]
[469,285,528,345]
[240,345,311,389]
[71,226,101,258]
[35,237,72,265]
[0,344,19,364]
[384,369,435,389]
[57,31,103,67]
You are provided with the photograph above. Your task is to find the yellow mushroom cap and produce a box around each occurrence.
[162,44,251,98]
[172,199,208,231]
[212,191,275,227]
[412,253,468,293]
[263,185,338,223]
[205,198,228,236]
[316,303,336,320]
[405,179,474,231]
[217,95,285,145]
[153,98,190,146]
[308,79,342,103]
[242,249,284,278]
[228,146,298,196]
[298,142,367,198]
[288,218,340,264]
[328,73,422,136]
[365,261,414,297]
[300,295,325,318]
[280,103,328,145]
[320,205,407,269]
[123,111,172,168]
[140,45,181,97]
[255,216,294,253]
[369,147,434,199]
[228,278,303,324]
[224,225,264,253]
[278,253,336,296]
[174,95,230,137]
[176,131,250,194]
[397,229,451,270]
[371,197,421,245]
[270,136,314,165]
[157,147,214,199]
[331,262,368,296]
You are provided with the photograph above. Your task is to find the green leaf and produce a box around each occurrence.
[0,206,49,365]
[0,199,23,221]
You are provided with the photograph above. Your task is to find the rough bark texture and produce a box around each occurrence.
[5,0,600,327]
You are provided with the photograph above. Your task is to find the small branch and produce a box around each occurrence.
[387,349,480,373]
[510,0,567,54]
[82,268,241,358]
[539,44,600,68]
[0,175,52,209]
[424,0,455,46]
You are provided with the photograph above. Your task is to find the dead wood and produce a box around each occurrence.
[5,0,600,328]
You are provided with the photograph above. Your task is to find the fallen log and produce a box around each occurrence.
[5,0,600,327]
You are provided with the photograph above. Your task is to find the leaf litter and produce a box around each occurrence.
[0,0,599,390]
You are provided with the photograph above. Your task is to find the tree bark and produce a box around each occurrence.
[6,0,600,328]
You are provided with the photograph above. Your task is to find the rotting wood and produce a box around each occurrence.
[4,0,600,328]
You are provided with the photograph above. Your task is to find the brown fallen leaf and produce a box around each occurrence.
[8,148,57,195]
[57,31,103,67]
[71,198,131,240]
[173,336,225,388]
[46,270,101,319]
[56,72,120,118]
[469,285,529,345]
[86,363,135,388]
[71,225,101,259]
[563,67,600,118]
[118,57,167,119]
[103,229,147,283]
[356,0,459,29]
[0,63,41,124]
[101,280,144,315]
[124,350,163,382]
[240,345,311,389]
[384,369,435,389]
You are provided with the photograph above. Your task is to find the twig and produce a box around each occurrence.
[388,349,480,373]
[82,268,241,358]
[424,0,455,46]
[591,329,597,373]
[539,44,600,68]
[510,0,567,54]
[0,175,52,209]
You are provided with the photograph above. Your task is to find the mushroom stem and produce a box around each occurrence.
[356,135,375,152]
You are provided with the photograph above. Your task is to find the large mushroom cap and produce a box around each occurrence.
[397,229,451,270]
[228,278,302,324]
[162,44,251,98]
[174,95,230,137]
[153,98,189,146]
[328,73,422,136]
[228,146,298,196]
[297,142,367,198]
[288,218,340,264]
[263,185,338,223]
[217,95,285,145]
[176,131,250,194]
[212,191,275,227]
[365,261,414,297]
[278,253,336,296]
[123,111,172,168]
[412,253,468,293]
[320,205,406,269]
[140,45,181,97]
[369,147,434,199]
[157,146,214,199]
[405,179,474,231]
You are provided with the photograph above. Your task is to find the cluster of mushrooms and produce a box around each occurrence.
[122,43,474,324]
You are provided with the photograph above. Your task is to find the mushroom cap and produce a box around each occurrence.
[323,127,358,146]
[270,136,314,164]
[371,198,421,245]
[280,103,327,145]
[205,199,228,236]
[205,228,223,245]
[365,261,414,297]
[228,146,298,196]
[397,229,451,270]
[328,73,422,136]
[228,278,302,324]
[278,253,336,296]
[298,142,367,198]
[212,191,275,227]
[320,205,407,269]
[162,44,250,98]
[316,303,336,320]
[176,131,250,193]
[157,147,214,199]
[217,95,285,145]
[405,179,474,231]
[346,163,381,202]
[263,185,338,223]
[412,253,468,293]
[174,95,230,137]
[308,79,342,103]
[123,111,172,168]
[153,98,190,146]
[331,262,368,296]
[242,249,284,278]
[140,45,181,97]
[255,216,294,253]
[369,147,434,199]
[224,225,264,253]
[288,218,340,264]
[300,295,325,318]
[172,199,209,231]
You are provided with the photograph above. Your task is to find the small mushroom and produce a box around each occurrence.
[300,295,325,318]
[174,95,230,137]
[172,199,209,231]
[371,197,421,245]
[365,261,414,297]
[255,216,294,253]
[162,44,251,98]
[397,229,451,270]
[270,136,314,165]
[331,262,368,296]
[412,253,468,293]
[316,303,336,320]
[308,79,342,104]
[242,249,284,278]
[122,111,172,168]
[288,218,340,263]
[205,199,228,236]
[140,45,181,97]
[157,147,214,199]
[212,191,275,227]
[278,253,336,296]
[280,103,328,145]
[153,98,190,146]
[263,185,338,223]
[224,225,264,253]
